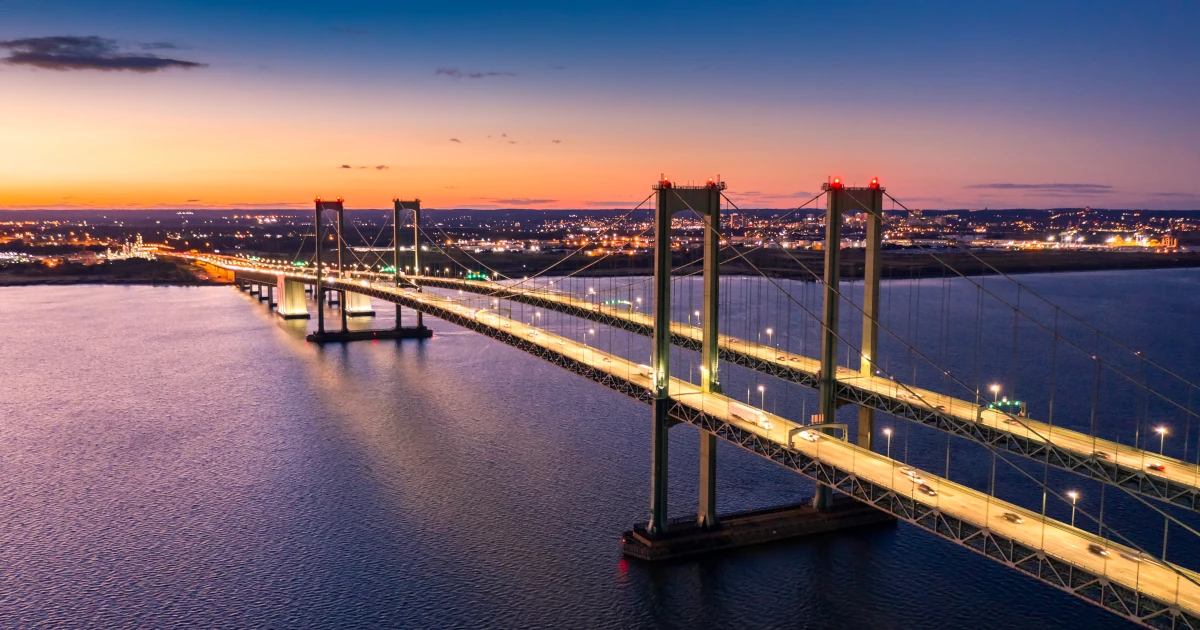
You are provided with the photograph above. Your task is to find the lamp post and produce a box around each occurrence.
[1156,426,1168,455]
[757,385,765,409]
[990,384,1001,403]
[1068,491,1079,527]
[884,427,893,458]
[766,327,774,348]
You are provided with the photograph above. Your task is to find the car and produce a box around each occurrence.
[1147,463,1166,472]
[797,430,819,442]
[777,355,787,361]
[601,357,610,363]
[899,466,916,475]
[934,405,947,412]
[917,483,937,497]
[1091,450,1110,460]
[789,357,800,363]
[756,418,774,431]
[1088,544,1110,557]
[1119,551,1161,565]
[1001,512,1024,524]
[904,470,925,484]
[1002,418,1019,425]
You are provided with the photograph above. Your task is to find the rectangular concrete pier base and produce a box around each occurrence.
[305,327,432,343]
[621,497,895,561]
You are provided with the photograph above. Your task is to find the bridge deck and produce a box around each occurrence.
[404,274,1200,513]
[197,257,1200,626]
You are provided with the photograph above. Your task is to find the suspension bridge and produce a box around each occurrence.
[168,177,1200,629]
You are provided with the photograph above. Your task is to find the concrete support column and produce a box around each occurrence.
[698,183,722,529]
[857,184,884,450]
[277,277,310,319]
[266,284,275,307]
[648,179,675,537]
[815,181,844,512]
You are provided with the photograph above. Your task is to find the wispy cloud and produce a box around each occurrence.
[965,183,1114,194]
[338,164,389,170]
[583,200,639,207]
[489,198,556,205]
[0,36,205,72]
[1151,192,1200,198]
[551,139,562,144]
[449,138,462,143]
[185,198,201,202]
[435,67,517,80]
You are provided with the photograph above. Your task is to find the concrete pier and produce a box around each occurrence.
[305,327,432,343]
[276,277,310,320]
[343,291,376,317]
[621,498,895,561]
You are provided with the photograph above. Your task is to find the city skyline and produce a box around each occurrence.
[3,1,1199,211]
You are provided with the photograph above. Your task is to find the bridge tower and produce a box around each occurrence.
[313,197,344,336]
[814,177,884,511]
[395,199,423,330]
[648,176,725,536]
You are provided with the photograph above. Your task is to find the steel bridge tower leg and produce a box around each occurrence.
[412,203,424,330]
[698,184,722,529]
[648,180,675,537]
[815,182,844,512]
[314,201,325,335]
[337,207,348,334]
[857,186,884,450]
[393,202,402,329]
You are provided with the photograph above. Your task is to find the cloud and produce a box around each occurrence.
[435,67,517,80]
[0,36,205,72]
[340,164,352,169]
[507,140,517,144]
[552,65,566,71]
[375,165,388,170]
[185,199,201,202]
[337,164,389,170]
[1151,192,1200,198]
[140,42,179,50]
[501,133,507,138]
[552,139,562,143]
[489,198,556,205]
[449,138,462,143]
[583,200,639,207]
[965,183,1114,194]
[736,190,816,199]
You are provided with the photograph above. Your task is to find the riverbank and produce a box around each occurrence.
[0,259,227,287]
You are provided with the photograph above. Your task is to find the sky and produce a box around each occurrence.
[1,0,1198,211]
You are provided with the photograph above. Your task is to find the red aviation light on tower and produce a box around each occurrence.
[315,196,322,202]
[829,176,843,190]
[869,177,880,189]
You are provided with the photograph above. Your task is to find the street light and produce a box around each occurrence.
[1068,491,1079,527]
[757,384,765,408]
[766,327,774,347]
[990,384,1001,403]
[883,427,893,458]
[1156,426,1168,454]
